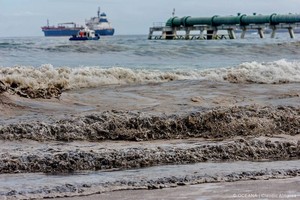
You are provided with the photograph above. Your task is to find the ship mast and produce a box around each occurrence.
[98,7,100,18]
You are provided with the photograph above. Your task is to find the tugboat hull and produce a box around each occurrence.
[69,36,100,41]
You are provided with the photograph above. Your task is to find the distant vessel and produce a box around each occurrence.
[41,22,83,37]
[85,7,115,36]
[69,27,100,41]
[41,7,115,37]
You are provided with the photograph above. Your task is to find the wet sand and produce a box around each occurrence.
[0,80,299,199]
[56,176,300,200]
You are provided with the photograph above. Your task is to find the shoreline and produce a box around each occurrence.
[0,80,299,199]
[55,176,300,200]
[1,160,299,199]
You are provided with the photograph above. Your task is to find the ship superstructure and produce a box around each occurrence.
[85,7,115,36]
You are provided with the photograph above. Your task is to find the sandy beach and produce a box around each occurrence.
[56,177,300,200]
[0,79,299,199]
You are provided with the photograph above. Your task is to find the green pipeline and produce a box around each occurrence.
[166,13,300,27]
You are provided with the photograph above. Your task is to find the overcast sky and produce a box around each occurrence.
[0,0,300,37]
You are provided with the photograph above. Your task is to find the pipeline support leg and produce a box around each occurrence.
[288,28,295,39]
[228,29,236,39]
[258,28,264,39]
[185,29,190,40]
[213,29,218,39]
[162,31,166,40]
[241,28,246,39]
[271,28,276,38]
[200,30,204,39]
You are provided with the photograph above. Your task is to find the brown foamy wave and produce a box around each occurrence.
[0,65,198,89]
[0,105,299,142]
[0,64,226,98]
[1,60,300,98]
[223,59,300,84]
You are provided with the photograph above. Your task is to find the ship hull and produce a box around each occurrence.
[95,29,115,36]
[42,28,81,37]
[42,28,114,37]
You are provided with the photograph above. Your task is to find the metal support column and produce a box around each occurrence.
[200,29,205,39]
[271,27,276,38]
[288,28,295,38]
[258,28,265,38]
[227,29,236,39]
[213,28,218,39]
[241,27,246,39]
[162,31,167,39]
[185,28,190,40]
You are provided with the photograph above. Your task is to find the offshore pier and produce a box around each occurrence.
[148,13,300,40]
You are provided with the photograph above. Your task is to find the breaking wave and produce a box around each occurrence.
[0,59,300,98]
[224,59,300,84]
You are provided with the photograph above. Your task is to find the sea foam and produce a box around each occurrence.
[0,59,300,92]
[224,59,300,84]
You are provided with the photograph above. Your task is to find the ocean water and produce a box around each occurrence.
[1,34,300,91]
[1,34,300,198]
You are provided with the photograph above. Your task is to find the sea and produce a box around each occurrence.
[1,34,300,199]
[1,34,300,89]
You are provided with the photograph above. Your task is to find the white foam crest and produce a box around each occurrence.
[224,59,300,83]
[1,60,300,91]
[0,65,208,90]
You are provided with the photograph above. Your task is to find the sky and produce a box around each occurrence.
[0,0,300,37]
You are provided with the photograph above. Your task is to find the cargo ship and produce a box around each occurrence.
[41,7,115,37]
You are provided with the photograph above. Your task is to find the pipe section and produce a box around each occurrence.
[271,14,300,24]
[240,15,271,25]
[166,13,300,27]
[212,15,241,26]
